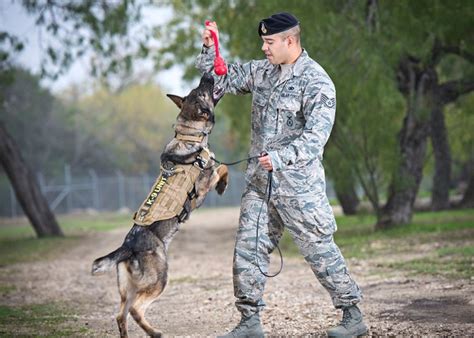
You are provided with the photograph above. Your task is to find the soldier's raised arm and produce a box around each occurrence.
[195,21,256,96]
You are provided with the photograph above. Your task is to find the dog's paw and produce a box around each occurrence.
[215,179,227,195]
[215,165,229,195]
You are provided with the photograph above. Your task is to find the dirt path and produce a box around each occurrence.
[1,207,473,336]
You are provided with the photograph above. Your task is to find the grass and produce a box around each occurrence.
[0,212,131,266]
[387,245,473,279]
[0,303,89,336]
[0,208,472,272]
[279,208,474,279]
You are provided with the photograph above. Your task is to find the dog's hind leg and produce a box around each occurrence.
[130,293,163,338]
[116,262,136,338]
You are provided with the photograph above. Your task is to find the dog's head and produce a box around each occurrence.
[166,73,224,124]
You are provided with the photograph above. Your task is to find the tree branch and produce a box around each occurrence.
[430,39,474,68]
[439,78,474,104]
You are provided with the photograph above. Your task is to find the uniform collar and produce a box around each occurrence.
[292,49,308,77]
[263,49,309,78]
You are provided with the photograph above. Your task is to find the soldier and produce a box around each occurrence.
[196,12,368,337]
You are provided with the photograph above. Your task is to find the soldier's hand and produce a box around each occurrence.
[202,21,218,48]
[258,154,273,172]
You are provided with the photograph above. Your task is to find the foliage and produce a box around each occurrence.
[0,69,75,174]
[1,67,234,175]
[65,82,178,173]
[16,0,149,81]
[0,303,88,336]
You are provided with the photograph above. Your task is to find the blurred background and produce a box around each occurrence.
[1,0,472,232]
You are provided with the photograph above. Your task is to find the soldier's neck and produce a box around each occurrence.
[282,47,303,65]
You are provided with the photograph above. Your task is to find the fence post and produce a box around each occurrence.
[116,170,125,210]
[89,169,100,211]
[37,172,45,194]
[65,164,72,213]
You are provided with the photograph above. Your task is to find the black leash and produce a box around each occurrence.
[255,171,283,277]
[212,153,284,277]
[211,155,261,166]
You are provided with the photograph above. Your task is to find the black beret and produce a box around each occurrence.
[258,12,299,36]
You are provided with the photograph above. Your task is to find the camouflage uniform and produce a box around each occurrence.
[196,47,362,317]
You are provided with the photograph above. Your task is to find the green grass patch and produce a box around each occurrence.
[280,208,474,278]
[0,236,82,266]
[0,213,131,266]
[0,213,131,240]
[387,244,474,279]
[0,303,89,336]
[0,284,15,295]
[170,275,199,284]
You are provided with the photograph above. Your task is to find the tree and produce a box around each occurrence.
[375,1,474,228]
[0,122,63,237]
[1,0,145,236]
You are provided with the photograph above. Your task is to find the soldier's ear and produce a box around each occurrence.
[166,94,185,109]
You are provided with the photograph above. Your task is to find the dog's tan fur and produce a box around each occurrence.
[91,74,227,337]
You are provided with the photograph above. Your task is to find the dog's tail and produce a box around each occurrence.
[91,246,132,276]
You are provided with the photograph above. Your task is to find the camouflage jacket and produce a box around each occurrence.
[196,47,336,197]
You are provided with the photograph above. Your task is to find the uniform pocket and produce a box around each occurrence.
[312,193,337,235]
[276,100,304,134]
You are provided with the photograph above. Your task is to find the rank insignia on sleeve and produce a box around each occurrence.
[321,93,335,108]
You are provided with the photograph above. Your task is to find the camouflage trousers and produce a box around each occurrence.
[233,188,362,317]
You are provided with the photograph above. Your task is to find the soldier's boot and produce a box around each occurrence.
[218,313,264,338]
[326,305,368,337]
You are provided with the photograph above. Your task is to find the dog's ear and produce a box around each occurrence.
[167,94,185,109]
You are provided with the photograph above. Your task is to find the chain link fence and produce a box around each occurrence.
[0,165,247,217]
[0,165,337,218]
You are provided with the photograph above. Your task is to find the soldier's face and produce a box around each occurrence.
[261,34,290,65]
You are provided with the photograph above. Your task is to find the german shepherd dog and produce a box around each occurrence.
[91,73,228,337]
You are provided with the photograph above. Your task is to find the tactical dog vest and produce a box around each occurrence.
[133,146,213,226]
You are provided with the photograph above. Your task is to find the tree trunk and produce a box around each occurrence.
[334,183,360,215]
[377,112,430,228]
[376,57,435,229]
[0,122,63,237]
[430,103,451,210]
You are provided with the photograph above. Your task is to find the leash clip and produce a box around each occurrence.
[194,155,208,170]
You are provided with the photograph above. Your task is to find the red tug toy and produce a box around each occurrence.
[205,20,227,76]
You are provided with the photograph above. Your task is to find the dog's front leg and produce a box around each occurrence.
[194,165,229,208]
[214,164,229,195]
